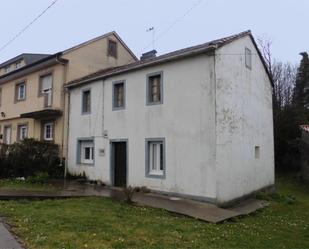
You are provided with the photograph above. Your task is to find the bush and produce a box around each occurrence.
[0,138,63,178]
[27,172,50,184]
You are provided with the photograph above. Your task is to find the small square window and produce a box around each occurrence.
[78,140,94,165]
[43,122,54,141]
[15,61,22,69]
[82,89,91,114]
[245,47,252,69]
[4,66,10,73]
[113,81,125,110]
[108,40,117,58]
[146,138,165,178]
[147,72,163,105]
[16,82,26,101]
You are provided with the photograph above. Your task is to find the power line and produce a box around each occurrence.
[0,0,59,53]
[138,0,205,56]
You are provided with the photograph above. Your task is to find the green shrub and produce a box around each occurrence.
[27,172,50,184]
[0,138,63,178]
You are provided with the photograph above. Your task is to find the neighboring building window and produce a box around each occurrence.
[16,82,26,101]
[147,72,163,105]
[82,89,91,114]
[43,122,54,141]
[107,40,117,58]
[17,124,28,141]
[146,138,165,178]
[0,88,2,107]
[15,61,22,69]
[113,81,125,110]
[39,74,53,107]
[77,139,94,164]
[245,47,252,69]
[3,125,12,145]
[4,66,10,73]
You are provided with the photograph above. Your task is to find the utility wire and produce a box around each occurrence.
[0,0,59,53]
[138,0,205,57]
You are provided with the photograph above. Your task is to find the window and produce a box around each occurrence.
[245,47,252,69]
[113,81,125,110]
[15,61,22,69]
[39,74,53,95]
[107,40,117,58]
[16,82,26,101]
[4,66,10,73]
[255,146,260,159]
[77,139,94,165]
[147,72,163,105]
[17,125,28,141]
[0,88,2,106]
[43,122,54,141]
[82,89,91,114]
[146,138,165,178]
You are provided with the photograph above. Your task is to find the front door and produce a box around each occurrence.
[3,126,11,144]
[111,141,127,187]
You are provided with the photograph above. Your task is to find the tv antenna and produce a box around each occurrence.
[146,27,155,50]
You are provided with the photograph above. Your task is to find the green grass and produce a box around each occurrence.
[0,179,60,192]
[0,176,308,249]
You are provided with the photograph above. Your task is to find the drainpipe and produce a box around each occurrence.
[57,54,69,178]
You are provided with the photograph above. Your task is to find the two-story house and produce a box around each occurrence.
[0,32,137,163]
[65,30,275,206]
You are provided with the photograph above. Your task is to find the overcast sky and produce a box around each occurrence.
[0,0,308,64]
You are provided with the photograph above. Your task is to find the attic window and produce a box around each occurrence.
[245,47,252,69]
[108,40,117,58]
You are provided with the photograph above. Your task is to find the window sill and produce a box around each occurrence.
[146,101,163,106]
[146,172,165,179]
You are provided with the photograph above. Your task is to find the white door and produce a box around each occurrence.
[4,126,11,144]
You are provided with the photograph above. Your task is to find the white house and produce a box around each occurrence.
[65,30,274,206]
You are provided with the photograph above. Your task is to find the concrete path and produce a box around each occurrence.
[0,223,22,249]
[0,181,269,223]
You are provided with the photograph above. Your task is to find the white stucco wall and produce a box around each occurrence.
[67,35,275,205]
[68,54,217,200]
[214,36,275,205]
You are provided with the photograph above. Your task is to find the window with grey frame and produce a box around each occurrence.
[77,139,94,165]
[147,72,163,105]
[113,81,125,110]
[82,89,91,114]
[146,138,165,178]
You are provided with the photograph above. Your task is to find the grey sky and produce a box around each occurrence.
[0,0,308,64]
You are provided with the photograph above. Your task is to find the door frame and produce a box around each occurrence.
[3,124,12,145]
[110,139,128,187]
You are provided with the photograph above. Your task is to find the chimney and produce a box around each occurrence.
[140,50,157,61]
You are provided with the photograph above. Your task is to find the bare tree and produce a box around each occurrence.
[257,37,297,110]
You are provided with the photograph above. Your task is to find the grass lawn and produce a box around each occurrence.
[0,179,60,192]
[0,176,308,249]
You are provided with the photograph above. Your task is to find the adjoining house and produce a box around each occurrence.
[300,125,309,181]
[65,30,275,206]
[0,32,137,162]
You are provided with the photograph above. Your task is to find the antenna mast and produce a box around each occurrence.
[146,27,155,50]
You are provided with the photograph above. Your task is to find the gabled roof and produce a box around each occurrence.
[0,31,137,83]
[66,30,274,89]
[63,31,138,61]
[0,53,51,68]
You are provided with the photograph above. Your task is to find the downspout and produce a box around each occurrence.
[57,55,69,178]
